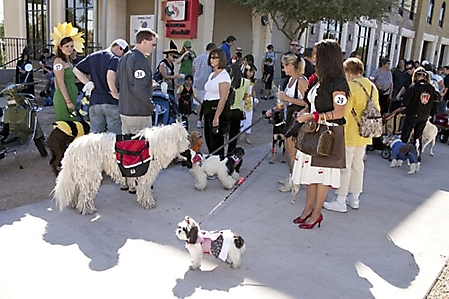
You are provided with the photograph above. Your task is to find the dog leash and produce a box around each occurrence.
[198,148,272,225]
[205,114,266,159]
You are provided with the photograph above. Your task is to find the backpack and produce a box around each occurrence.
[115,135,151,177]
[153,59,171,83]
[351,80,383,138]
[226,87,235,106]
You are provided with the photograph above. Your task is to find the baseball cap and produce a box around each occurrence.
[183,40,192,48]
[112,38,129,53]
[421,60,430,66]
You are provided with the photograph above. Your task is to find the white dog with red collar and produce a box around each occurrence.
[179,147,244,190]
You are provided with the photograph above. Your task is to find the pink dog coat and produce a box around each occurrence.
[191,230,234,262]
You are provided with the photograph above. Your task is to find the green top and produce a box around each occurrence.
[231,78,250,111]
[53,66,78,121]
[179,50,197,75]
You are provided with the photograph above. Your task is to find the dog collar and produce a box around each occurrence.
[192,153,203,166]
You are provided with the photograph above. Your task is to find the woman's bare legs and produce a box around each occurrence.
[304,183,329,224]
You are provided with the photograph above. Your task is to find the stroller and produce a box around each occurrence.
[152,87,182,126]
[367,106,406,159]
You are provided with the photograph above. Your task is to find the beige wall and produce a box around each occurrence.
[412,0,448,64]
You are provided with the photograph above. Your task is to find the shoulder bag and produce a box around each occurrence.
[295,115,334,157]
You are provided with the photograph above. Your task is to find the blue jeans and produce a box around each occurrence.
[89,104,121,134]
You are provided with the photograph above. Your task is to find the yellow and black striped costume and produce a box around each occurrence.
[53,121,90,138]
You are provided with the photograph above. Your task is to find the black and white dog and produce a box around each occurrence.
[180,146,244,190]
[267,110,286,164]
[175,216,245,270]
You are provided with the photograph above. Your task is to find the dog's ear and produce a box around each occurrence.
[187,225,199,244]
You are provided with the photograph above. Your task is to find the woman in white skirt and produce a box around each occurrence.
[291,39,349,229]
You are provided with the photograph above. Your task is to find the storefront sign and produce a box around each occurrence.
[162,0,199,39]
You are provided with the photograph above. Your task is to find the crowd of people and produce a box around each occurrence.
[28,22,449,230]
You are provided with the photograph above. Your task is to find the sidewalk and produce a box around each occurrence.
[1,137,449,298]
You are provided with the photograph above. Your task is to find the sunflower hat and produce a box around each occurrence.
[51,22,85,53]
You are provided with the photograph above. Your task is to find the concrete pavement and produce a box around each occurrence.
[1,138,449,299]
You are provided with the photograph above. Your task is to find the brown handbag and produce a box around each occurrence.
[296,117,334,157]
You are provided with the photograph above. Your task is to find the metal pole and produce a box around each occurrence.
[102,0,107,48]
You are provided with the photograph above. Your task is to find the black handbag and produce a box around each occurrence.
[295,119,334,157]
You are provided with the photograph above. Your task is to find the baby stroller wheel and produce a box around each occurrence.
[381,148,391,159]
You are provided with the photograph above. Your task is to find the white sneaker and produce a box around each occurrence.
[279,184,291,192]
[323,200,347,213]
[346,198,359,210]
[278,176,289,184]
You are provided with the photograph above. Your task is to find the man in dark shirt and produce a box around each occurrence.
[392,59,407,98]
[116,29,157,134]
[442,66,449,99]
[395,60,415,108]
[302,47,315,79]
[74,38,129,134]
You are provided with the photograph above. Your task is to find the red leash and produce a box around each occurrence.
[198,149,271,225]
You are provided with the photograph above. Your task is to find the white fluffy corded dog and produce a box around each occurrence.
[179,146,244,190]
[175,216,245,270]
[53,123,189,215]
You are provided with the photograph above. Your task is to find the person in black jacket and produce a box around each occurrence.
[116,28,157,134]
[400,67,436,159]
[15,49,34,95]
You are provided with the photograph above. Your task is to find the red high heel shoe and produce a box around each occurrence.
[299,214,323,229]
[293,212,312,224]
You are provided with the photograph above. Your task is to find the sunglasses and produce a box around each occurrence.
[120,46,129,53]
[210,56,220,59]
[406,67,414,70]
[290,44,299,47]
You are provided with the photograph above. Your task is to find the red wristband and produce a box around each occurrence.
[313,111,320,122]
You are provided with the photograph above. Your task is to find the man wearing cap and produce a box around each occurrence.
[176,39,197,80]
[73,38,129,134]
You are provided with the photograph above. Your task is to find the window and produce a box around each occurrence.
[409,0,416,20]
[379,32,392,62]
[398,0,405,16]
[25,0,47,59]
[427,0,435,24]
[66,0,95,55]
[439,2,446,27]
[355,25,371,64]
[322,19,342,44]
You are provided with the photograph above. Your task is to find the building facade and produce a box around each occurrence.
[3,0,449,78]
